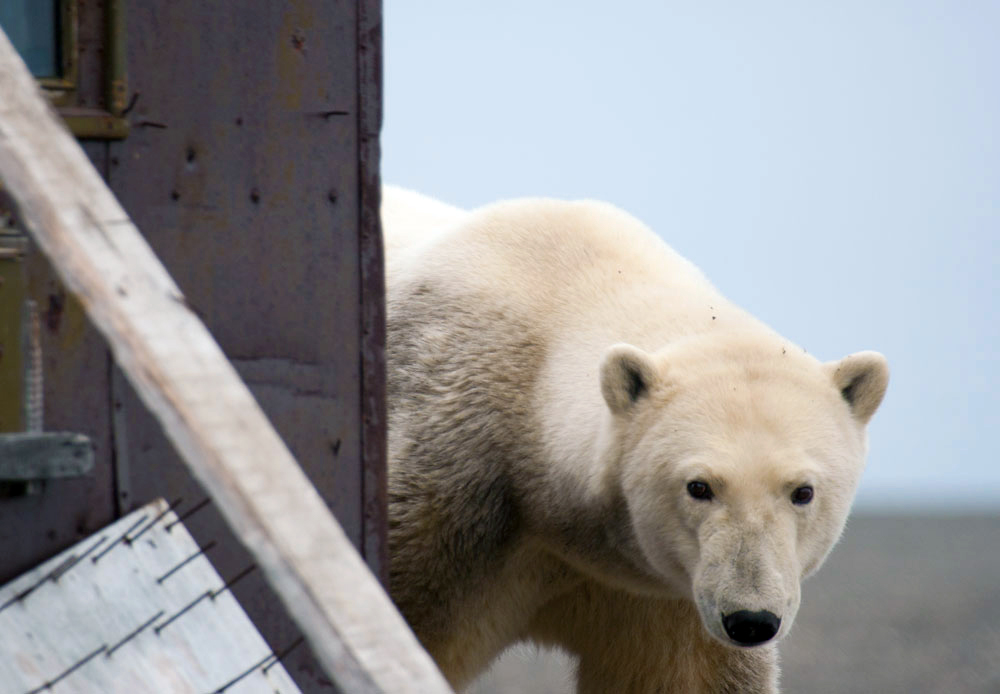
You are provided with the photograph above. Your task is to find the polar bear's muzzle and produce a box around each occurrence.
[689,522,801,648]
[694,587,794,648]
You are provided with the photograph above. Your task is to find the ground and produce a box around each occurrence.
[470,514,1000,694]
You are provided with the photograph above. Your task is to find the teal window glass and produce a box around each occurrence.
[0,2,59,78]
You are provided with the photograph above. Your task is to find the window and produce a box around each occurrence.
[0,1,60,78]
[0,1,127,140]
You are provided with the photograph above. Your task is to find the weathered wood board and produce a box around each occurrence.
[0,498,302,694]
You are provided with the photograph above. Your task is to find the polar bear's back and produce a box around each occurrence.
[381,186,468,262]
[383,189,733,346]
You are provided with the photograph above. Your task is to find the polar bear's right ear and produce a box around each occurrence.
[601,344,659,415]
[826,351,890,425]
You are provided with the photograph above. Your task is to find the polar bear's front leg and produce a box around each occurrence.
[530,580,779,694]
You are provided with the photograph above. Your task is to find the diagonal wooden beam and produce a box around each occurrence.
[0,29,452,694]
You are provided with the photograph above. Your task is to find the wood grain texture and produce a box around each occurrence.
[0,31,452,694]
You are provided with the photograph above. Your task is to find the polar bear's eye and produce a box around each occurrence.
[791,485,814,505]
[687,480,713,501]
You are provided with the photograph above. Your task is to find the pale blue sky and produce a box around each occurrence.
[382,1,1000,511]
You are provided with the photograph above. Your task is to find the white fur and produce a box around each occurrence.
[383,186,888,692]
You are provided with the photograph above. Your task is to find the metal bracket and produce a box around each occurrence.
[0,432,95,480]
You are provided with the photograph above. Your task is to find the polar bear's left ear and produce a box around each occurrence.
[601,344,660,415]
[826,351,889,424]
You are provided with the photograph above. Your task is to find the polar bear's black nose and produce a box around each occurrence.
[722,610,781,645]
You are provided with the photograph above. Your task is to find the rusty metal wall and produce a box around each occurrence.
[108,3,384,691]
[1,2,384,693]
[357,0,387,586]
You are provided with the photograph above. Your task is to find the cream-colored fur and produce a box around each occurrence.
[384,186,888,693]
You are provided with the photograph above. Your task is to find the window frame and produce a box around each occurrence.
[34,0,128,140]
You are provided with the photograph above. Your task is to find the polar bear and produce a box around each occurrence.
[384,187,888,693]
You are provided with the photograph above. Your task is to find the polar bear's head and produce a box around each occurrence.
[599,336,888,648]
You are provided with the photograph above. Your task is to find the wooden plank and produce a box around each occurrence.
[0,31,452,694]
[0,498,302,694]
